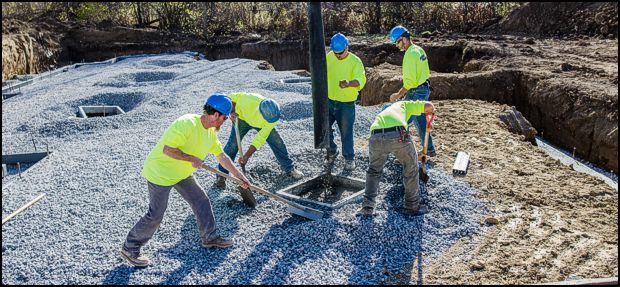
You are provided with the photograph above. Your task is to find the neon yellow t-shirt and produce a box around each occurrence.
[229,92,277,149]
[141,114,223,186]
[402,44,430,90]
[370,101,426,131]
[326,51,367,102]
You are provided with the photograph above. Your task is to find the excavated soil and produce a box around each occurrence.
[401,100,617,284]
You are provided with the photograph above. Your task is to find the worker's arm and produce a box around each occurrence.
[163,145,204,168]
[339,79,360,88]
[238,145,257,166]
[217,153,250,189]
[390,87,409,102]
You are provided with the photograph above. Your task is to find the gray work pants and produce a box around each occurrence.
[124,175,219,252]
[363,130,421,209]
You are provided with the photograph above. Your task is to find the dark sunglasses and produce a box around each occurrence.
[334,50,345,56]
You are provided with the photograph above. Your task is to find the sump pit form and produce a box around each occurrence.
[2,152,51,179]
[276,173,365,209]
[78,105,125,118]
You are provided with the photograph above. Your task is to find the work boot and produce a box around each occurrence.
[344,160,356,171]
[323,150,339,165]
[287,169,304,180]
[215,175,226,189]
[202,236,234,248]
[356,206,374,216]
[120,247,151,268]
[399,204,429,216]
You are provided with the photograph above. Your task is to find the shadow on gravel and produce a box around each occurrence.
[280,101,313,121]
[155,215,235,285]
[102,265,140,285]
[228,216,332,284]
[344,183,425,284]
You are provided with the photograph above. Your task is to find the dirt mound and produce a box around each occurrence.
[482,2,618,39]
[2,17,64,80]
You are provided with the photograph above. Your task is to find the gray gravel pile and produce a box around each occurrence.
[2,53,490,284]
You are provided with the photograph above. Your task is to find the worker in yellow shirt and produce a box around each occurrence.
[388,25,436,157]
[357,100,436,217]
[325,33,367,171]
[216,92,304,188]
[121,94,251,268]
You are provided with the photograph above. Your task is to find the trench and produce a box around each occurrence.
[202,41,617,174]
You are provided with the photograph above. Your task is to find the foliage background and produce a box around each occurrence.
[2,2,521,39]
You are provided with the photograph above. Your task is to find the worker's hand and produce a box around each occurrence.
[190,156,204,169]
[339,80,349,88]
[230,112,237,123]
[424,102,436,115]
[239,178,251,190]
[238,154,249,166]
[389,92,401,102]
[418,154,428,163]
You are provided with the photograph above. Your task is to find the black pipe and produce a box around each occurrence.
[308,2,329,149]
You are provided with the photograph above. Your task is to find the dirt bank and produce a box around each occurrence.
[412,99,618,284]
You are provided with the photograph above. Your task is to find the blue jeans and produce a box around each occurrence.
[327,99,356,161]
[404,84,435,152]
[218,119,295,174]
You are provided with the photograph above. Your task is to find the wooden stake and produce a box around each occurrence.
[2,193,46,225]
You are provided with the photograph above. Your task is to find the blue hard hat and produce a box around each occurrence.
[389,25,409,44]
[205,93,232,116]
[259,99,281,123]
[330,33,349,53]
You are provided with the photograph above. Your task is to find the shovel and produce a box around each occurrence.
[235,116,257,208]
[419,113,436,183]
[202,164,324,220]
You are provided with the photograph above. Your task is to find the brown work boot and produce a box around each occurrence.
[120,247,151,268]
[399,204,429,216]
[356,206,375,216]
[202,236,234,248]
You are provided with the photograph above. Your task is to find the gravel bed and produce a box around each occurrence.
[2,53,490,284]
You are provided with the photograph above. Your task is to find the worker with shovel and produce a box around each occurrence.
[325,32,367,171]
[388,25,437,157]
[216,92,304,188]
[357,100,436,217]
[121,93,251,268]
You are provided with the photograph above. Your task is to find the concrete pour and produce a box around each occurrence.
[1,53,490,284]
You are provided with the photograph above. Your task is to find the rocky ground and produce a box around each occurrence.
[2,2,618,284]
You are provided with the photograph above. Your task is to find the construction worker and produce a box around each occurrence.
[388,25,436,157]
[216,92,303,187]
[325,32,367,171]
[357,100,436,216]
[121,93,251,268]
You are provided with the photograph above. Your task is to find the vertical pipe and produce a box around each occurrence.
[308,2,329,149]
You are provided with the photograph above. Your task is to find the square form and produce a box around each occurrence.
[276,173,365,209]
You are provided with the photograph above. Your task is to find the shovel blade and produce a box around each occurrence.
[419,167,429,183]
[238,187,257,208]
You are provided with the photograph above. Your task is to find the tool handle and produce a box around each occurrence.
[201,164,302,207]
[234,117,247,173]
[235,117,244,156]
